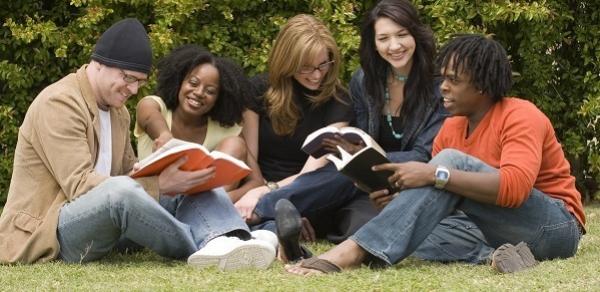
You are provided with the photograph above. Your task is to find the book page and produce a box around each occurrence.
[130,138,252,194]
[210,150,250,170]
[136,138,209,168]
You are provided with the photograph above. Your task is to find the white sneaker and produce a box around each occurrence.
[187,236,275,271]
[251,230,279,251]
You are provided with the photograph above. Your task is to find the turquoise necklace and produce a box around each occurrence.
[384,71,408,140]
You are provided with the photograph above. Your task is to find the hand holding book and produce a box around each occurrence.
[321,135,365,157]
[131,138,250,195]
[301,126,373,158]
[301,126,398,193]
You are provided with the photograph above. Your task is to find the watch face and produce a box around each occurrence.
[434,166,450,189]
[437,170,449,180]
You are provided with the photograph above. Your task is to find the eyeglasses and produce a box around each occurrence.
[297,60,335,75]
[119,69,147,87]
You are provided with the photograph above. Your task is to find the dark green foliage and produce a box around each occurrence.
[1,0,598,205]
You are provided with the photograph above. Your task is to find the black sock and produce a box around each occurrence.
[225,230,251,240]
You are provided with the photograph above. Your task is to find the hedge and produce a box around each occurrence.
[1,0,599,205]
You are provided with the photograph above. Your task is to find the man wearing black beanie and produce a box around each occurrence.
[0,18,275,271]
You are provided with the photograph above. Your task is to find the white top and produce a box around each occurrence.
[134,95,242,160]
[95,109,112,176]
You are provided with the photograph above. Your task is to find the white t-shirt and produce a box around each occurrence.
[95,109,112,176]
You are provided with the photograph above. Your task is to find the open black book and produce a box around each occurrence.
[300,126,394,193]
[326,145,397,193]
[301,126,369,158]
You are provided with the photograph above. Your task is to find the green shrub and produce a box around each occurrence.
[1,0,599,205]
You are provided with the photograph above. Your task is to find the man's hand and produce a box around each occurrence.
[128,162,142,176]
[158,157,215,195]
[372,161,436,190]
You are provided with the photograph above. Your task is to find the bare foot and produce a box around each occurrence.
[277,244,290,263]
[284,261,326,276]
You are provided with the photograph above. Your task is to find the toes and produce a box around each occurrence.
[284,263,324,276]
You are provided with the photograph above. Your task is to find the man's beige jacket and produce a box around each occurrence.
[0,66,158,264]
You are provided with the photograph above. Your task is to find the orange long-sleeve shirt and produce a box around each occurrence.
[433,97,585,227]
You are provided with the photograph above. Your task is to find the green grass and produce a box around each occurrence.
[2,204,600,291]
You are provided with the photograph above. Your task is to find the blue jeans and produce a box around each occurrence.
[57,176,249,263]
[352,149,581,265]
[253,163,361,235]
[254,162,493,263]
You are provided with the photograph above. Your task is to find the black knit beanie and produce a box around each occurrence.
[91,18,152,74]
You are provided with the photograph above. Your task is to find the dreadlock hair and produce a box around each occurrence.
[359,0,436,125]
[437,34,512,102]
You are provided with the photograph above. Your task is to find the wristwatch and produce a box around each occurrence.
[266,181,280,191]
[434,165,450,189]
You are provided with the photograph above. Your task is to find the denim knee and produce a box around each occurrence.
[103,176,153,208]
[429,149,466,166]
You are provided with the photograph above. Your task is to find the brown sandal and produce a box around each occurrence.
[298,257,342,274]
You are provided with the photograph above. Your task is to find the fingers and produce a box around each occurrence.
[164,156,188,171]
[372,162,400,172]
[128,162,141,175]
[369,189,389,200]
[373,195,393,209]
[182,167,216,188]
[369,189,393,209]
[388,174,403,190]
[300,217,316,242]
[153,132,173,151]
[284,262,324,276]
[234,199,250,219]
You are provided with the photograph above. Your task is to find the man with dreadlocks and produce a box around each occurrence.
[284,34,585,276]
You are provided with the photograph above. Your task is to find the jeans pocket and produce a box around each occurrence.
[530,220,579,260]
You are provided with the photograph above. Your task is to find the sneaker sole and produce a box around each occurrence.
[187,243,275,271]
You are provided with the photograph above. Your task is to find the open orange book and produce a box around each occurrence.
[131,138,251,194]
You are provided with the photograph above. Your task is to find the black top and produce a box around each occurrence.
[252,75,353,181]
[378,115,404,152]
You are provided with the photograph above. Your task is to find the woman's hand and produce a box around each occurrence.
[300,217,316,242]
[153,131,173,151]
[369,188,394,209]
[234,186,269,221]
[322,135,365,155]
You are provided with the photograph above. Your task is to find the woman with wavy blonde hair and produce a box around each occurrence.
[265,14,346,136]
[235,14,353,259]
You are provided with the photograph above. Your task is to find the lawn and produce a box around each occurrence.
[1,204,599,291]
